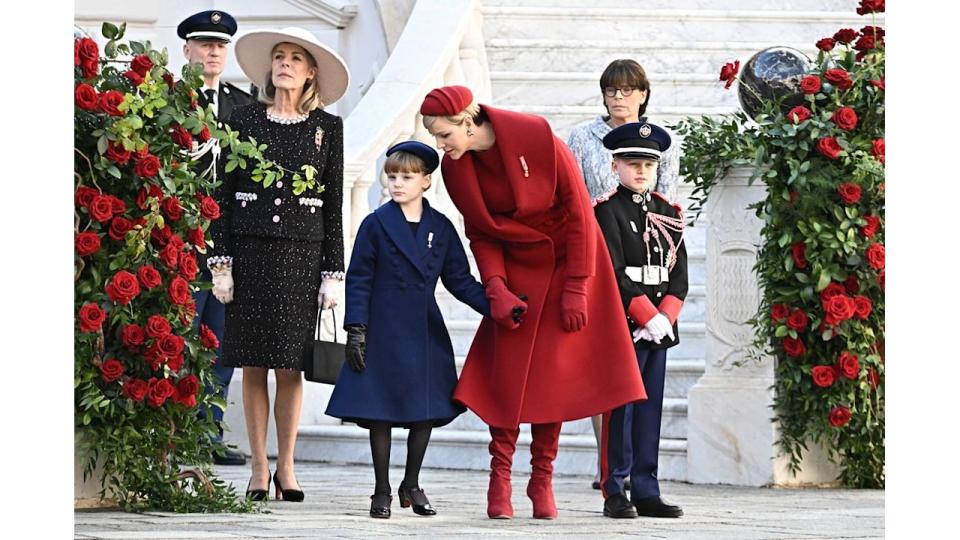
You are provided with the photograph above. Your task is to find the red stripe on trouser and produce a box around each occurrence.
[599,409,612,499]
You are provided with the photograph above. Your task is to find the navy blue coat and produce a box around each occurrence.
[325,199,490,428]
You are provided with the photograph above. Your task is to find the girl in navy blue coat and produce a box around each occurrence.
[325,141,489,519]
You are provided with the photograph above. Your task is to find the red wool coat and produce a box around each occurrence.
[444,105,647,428]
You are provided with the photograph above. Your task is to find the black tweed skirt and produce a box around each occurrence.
[221,236,322,370]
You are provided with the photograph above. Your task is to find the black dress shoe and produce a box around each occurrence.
[213,447,247,466]
[273,471,305,502]
[245,475,270,502]
[591,480,601,490]
[370,493,392,518]
[633,496,683,518]
[603,493,638,519]
[398,483,436,516]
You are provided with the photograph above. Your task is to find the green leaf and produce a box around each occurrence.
[775,325,789,338]
[224,160,238,173]
[105,40,117,58]
[816,271,831,291]
[794,272,810,284]
[102,22,119,39]
[107,166,122,179]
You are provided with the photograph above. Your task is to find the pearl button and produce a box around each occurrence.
[274,198,282,206]
[241,201,247,208]
[276,181,283,188]
[272,215,280,223]
[653,247,659,252]
[310,207,316,213]
[642,205,648,211]
[656,292,662,297]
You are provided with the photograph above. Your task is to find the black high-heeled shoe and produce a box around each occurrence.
[370,493,392,518]
[245,474,271,501]
[273,471,305,502]
[398,483,437,516]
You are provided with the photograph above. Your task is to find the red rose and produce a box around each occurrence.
[853,295,873,320]
[144,344,164,371]
[75,186,99,207]
[162,196,183,222]
[811,365,837,388]
[771,303,790,323]
[75,232,101,256]
[104,141,132,166]
[107,195,126,215]
[137,265,162,289]
[134,154,161,178]
[173,375,200,408]
[199,196,221,220]
[123,70,144,87]
[170,124,193,149]
[783,337,806,358]
[123,378,149,402]
[108,216,134,242]
[78,303,106,333]
[145,314,172,339]
[98,90,125,116]
[816,38,836,51]
[75,39,80,65]
[151,224,173,246]
[862,215,881,238]
[157,333,185,358]
[719,60,740,90]
[861,25,885,41]
[161,242,181,270]
[787,106,811,124]
[106,270,141,306]
[820,282,846,303]
[135,146,150,159]
[146,377,175,408]
[130,54,153,77]
[75,84,99,111]
[816,137,843,160]
[791,242,808,269]
[137,184,164,210]
[878,271,885,290]
[178,252,198,281]
[786,309,809,332]
[199,125,212,142]
[77,37,99,63]
[833,29,858,45]
[837,182,862,205]
[168,277,191,305]
[837,352,860,379]
[168,234,185,251]
[870,78,885,90]
[99,358,125,383]
[81,59,99,79]
[167,354,185,372]
[857,0,885,15]
[866,243,885,270]
[162,72,176,91]
[121,323,146,350]
[178,299,197,326]
[88,195,114,223]
[200,324,220,349]
[854,34,876,53]
[824,294,856,325]
[830,107,858,131]
[867,367,880,389]
[188,227,205,250]
[800,75,821,95]
[871,139,885,163]
[824,68,853,90]
[828,405,852,428]
[844,274,860,294]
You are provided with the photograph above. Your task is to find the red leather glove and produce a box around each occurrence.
[485,277,527,329]
[561,277,588,332]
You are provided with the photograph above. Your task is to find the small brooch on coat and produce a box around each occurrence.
[315,126,324,150]
[518,155,529,178]
[299,197,324,213]
[235,192,257,207]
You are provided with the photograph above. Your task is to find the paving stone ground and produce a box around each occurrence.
[75,462,884,539]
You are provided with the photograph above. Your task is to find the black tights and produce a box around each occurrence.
[369,421,433,496]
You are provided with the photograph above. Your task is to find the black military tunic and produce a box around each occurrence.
[593,185,688,350]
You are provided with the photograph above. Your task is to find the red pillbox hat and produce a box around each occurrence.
[420,85,474,116]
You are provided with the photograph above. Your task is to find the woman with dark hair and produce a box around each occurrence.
[567,58,681,490]
[420,85,646,520]
[209,27,349,502]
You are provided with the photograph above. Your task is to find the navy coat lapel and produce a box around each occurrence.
[375,200,425,276]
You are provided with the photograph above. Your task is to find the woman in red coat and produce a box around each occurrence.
[420,86,646,520]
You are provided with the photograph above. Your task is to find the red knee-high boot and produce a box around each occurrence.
[527,422,561,519]
[488,426,520,519]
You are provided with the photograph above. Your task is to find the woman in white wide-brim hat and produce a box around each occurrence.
[207,26,349,502]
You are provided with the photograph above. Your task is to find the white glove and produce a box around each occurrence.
[211,268,234,304]
[645,313,675,342]
[318,278,343,310]
[632,327,655,343]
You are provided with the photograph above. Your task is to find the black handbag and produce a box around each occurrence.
[303,308,346,384]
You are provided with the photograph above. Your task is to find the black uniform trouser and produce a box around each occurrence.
[600,346,667,499]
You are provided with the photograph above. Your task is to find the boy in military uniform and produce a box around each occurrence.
[178,9,254,466]
[594,122,687,519]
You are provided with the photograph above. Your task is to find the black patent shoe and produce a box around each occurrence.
[603,493,638,519]
[370,493,393,518]
[633,495,683,518]
[273,471,305,502]
[213,447,247,466]
[245,474,270,501]
[398,483,437,516]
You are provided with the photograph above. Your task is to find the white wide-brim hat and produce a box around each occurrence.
[235,27,350,106]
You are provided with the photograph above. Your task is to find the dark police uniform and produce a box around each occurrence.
[178,10,253,464]
[594,122,687,518]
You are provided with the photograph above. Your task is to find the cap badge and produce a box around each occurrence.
[639,124,652,138]
[211,12,222,24]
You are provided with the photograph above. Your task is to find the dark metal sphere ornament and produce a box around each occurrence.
[737,46,814,120]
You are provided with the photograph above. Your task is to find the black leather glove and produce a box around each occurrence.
[345,324,367,373]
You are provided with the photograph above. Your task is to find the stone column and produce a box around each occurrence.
[686,167,839,487]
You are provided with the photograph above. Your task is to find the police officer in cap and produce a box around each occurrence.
[178,9,254,467]
[594,122,687,519]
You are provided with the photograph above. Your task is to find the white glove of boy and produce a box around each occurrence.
[645,313,675,342]
[318,278,344,310]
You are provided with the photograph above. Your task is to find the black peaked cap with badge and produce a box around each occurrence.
[602,122,672,161]
[386,141,440,174]
[177,10,238,43]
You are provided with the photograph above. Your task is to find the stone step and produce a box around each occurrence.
[482,6,875,44]
[486,38,819,77]
[492,71,742,109]
[483,0,854,10]
[296,424,687,480]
